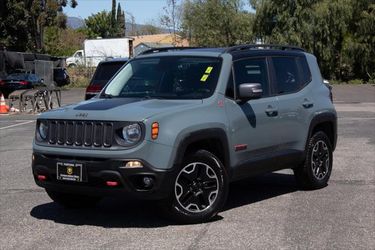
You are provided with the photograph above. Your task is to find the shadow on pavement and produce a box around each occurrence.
[30,172,298,228]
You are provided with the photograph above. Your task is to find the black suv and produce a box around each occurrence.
[85,58,128,100]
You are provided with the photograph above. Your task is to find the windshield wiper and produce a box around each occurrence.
[142,95,165,100]
[102,93,115,99]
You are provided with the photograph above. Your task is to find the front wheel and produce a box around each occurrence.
[46,189,101,209]
[161,150,229,224]
[294,131,333,189]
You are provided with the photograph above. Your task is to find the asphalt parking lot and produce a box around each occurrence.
[0,85,374,249]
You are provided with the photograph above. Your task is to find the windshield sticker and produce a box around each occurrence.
[200,74,209,82]
[205,66,213,74]
[201,66,214,82]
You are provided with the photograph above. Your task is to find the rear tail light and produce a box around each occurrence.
[19,81,28,85]
[329,90,333,103]
[37,175,47,181]
[0,80,5,85]
[106,181,119,187]
[323,80,333,103]
[86,84,102,93]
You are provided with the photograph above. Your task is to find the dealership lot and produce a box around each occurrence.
[0,85,374,249]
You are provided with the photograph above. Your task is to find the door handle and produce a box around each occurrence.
[265,106,278,117]
[302,100,314,109]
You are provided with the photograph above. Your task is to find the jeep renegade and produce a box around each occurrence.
[32,45,337,223]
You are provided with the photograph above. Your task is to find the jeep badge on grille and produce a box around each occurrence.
[75,113,88,118]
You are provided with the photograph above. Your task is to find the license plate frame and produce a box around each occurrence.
[56,162,83,182]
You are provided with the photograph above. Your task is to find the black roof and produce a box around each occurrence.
[136,44,306,59]
[99,58,128,64]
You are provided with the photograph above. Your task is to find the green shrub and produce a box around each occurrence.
[63,66,94,89]
[328,79,342,85]
[347,79,363,85]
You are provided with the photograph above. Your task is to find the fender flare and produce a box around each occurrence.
[307,111,337,151]
[173,128,230,171]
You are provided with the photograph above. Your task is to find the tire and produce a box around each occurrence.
[161,150,229,224]
[46,189,101,209]
[294,131,333,189]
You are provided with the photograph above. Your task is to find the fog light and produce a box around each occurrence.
[143,177,154,188]
[125,161,143,168]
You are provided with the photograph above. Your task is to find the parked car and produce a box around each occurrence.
[32,45,337,224]
[0,73,44,98]
[53,68,70,87]
[85,58,128,100]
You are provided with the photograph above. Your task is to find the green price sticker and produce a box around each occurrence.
[200,74,209,82]
[205,67,213,74]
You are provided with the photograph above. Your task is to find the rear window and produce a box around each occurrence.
[272,56,311,94]
[6,74,27,80]
[92,62,126,84]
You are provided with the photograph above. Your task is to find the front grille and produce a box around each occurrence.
[47,120,113,148]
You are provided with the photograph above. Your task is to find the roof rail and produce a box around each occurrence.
[225,44,305,53]
[138,47,202,56]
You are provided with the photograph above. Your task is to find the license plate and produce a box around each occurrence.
[57,162,83,182]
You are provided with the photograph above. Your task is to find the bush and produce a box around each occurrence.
[64,66,94,89]
[328,79,342,85]
[347,79,364,85]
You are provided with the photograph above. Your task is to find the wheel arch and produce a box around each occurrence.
[173,128,230,174]
[307,112,337,151]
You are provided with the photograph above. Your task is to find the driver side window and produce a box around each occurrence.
[233,58,269,97]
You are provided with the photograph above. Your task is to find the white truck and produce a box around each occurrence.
[66,38,133,67]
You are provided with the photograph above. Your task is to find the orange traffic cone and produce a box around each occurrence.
[0,93,9,114]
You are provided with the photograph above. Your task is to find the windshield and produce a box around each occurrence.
[103,56,222,99]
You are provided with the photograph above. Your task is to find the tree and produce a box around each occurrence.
[160,0,180,44]
[111,0,117,28]
[125,12,137,36]
[85,11,116,38]
[44,26,86,56]
[251,0,374,81]
[0,0,31,51]
[342,1,375,81]
[0,0,78,52]
[181,0,254,46]
[84,1,126,39]
[117,3,126,37]
[140,23,161,35]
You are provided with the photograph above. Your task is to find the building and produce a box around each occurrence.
[132,34,189,55]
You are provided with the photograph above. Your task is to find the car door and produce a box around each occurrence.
[225,57,282,169]
[270,55,312,153]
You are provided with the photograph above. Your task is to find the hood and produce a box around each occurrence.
[39,97,203,121]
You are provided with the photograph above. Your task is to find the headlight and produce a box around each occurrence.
[38,121,48,140]
[121,123,142,145]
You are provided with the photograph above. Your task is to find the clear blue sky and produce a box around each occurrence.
[63,0,173,25]
[63,0,253,25]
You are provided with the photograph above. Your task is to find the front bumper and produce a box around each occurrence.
[32,153,176,200]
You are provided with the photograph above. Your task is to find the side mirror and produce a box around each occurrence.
[238,83,263,101]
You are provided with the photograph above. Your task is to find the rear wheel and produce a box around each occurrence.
[294,131,333,189]
[46,189,101,208]
[161,150,228,224]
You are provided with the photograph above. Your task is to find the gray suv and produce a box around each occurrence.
[32,45,337,223]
